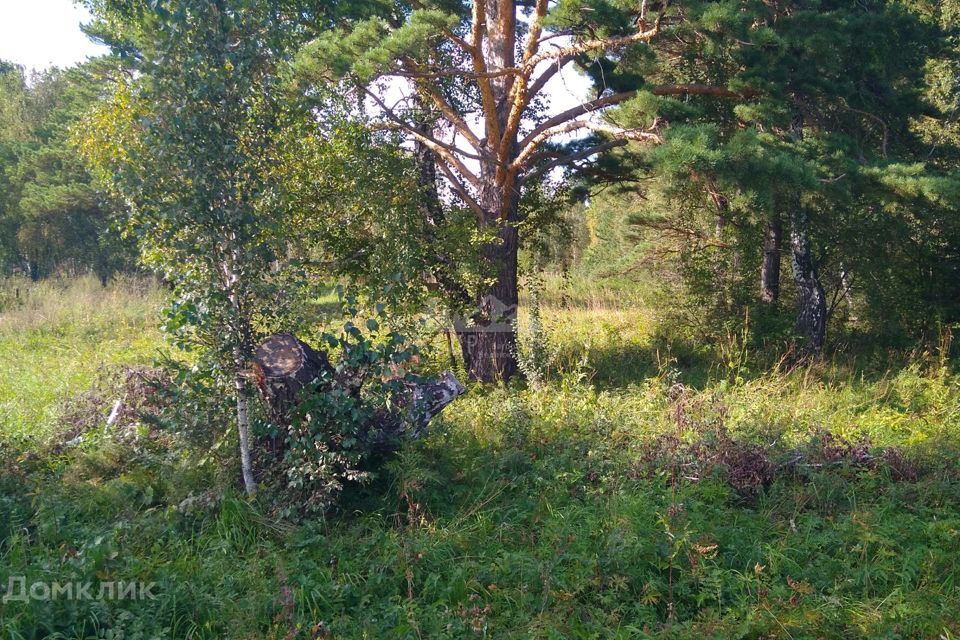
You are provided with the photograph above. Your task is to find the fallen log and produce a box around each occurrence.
[366,370,466,449]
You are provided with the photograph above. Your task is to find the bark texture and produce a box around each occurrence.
[252,333,466,450]
[789,212,827,352]
[224,255,257,495]
[234,364,257,495]
[786,109,826,352]
[366,371,466,451]
[454,179,521,383]
[760,214,782,303]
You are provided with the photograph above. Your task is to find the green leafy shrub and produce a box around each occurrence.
[270,317,425,516]
[516,274,557,389]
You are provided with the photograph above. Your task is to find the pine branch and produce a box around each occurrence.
[514,119,661,171]
[470,0,501,145]
[526,55,575,101]
[436,160,484,217]
[399,58,486,152]
[496,0,551,167]
[522,14,665,72]
[520,90,642,149]
[520,84,755,151]
[520,139,629,185]
[362,86,481,186]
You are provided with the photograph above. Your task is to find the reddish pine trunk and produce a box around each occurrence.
[454,180,520,383]
[452,0,522,383]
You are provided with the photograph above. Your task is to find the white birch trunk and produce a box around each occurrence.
[234,364,257,495]
[222,250,257,495]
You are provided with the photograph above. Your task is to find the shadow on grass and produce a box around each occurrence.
[545,327,722,391]
[4,372,960,638]
[547,321,960,395]
[331,405,960,638]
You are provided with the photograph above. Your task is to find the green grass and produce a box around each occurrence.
[0,276,166,445]
[1,277,960,639]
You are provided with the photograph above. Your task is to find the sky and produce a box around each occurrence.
[0,0,108,72]
[0,0,590,103]
[0,0,591,160]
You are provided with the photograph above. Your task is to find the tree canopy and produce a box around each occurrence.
[0,59,135,281]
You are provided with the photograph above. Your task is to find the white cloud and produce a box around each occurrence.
[0,0,108,72]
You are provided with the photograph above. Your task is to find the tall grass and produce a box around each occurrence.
[0,275,167,444]
[0,275,163,332]
[1,277,959,638]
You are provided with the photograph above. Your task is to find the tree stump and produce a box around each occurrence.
[252,333,465,451]
[252,333,333,427]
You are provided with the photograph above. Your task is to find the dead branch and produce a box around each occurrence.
[514,119,661,170]
[363,86,482,186]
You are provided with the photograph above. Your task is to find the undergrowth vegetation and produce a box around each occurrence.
[2,277,959,638]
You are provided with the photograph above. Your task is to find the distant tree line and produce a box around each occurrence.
[0,59,137,282]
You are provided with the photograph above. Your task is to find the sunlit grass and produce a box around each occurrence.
[0,275,167,444]
[1,276,959,638]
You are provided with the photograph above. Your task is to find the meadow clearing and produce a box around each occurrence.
[1,276,959,639]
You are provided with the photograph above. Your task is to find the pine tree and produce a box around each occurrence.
[0,60,134,280]
[590,0,960,349]
[293,0,753,380]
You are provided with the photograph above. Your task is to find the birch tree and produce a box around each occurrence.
[80,0,299,494]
